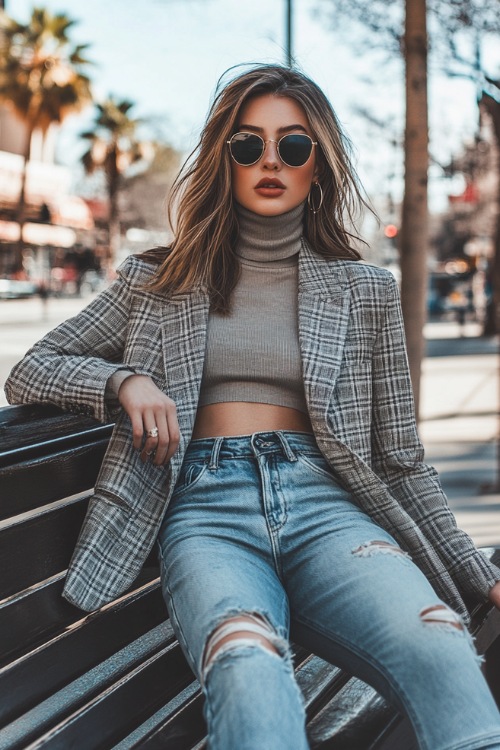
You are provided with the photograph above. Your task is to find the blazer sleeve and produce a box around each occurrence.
[4,259,138,424]
[371,273,500,600]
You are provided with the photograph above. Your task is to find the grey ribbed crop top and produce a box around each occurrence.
[197,202,308,414]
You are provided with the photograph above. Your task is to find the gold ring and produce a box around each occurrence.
[146,427,159,439]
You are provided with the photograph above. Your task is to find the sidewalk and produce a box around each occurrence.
[420,320,500,548]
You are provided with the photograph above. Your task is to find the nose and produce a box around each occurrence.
[261,139,281,170]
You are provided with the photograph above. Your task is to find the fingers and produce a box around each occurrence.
[118,375,180,466]
[146,404,181,466]
[140,408,179,467]
[140,409,160,463]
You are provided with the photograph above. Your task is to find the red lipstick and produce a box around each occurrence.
[254,177,286,197]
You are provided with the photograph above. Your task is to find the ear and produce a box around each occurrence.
[312,150,323,182]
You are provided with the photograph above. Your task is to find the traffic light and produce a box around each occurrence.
[384,224,398,239]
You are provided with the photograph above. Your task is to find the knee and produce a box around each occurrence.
[419,604,464,631]
[201,613,289,683]
[419,603,483,665]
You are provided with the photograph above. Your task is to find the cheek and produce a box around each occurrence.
[297,164,316,195]
[231,164,249,199]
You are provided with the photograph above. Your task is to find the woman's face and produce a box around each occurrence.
[230,93,318,216]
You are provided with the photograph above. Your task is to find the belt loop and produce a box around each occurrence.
[208,437,224,470]
[276,431,297,462]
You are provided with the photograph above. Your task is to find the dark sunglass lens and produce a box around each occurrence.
[279,135,312,166]
[230,133,263,165]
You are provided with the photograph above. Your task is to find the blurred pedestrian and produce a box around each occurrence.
[36,280,49,321]
[5,65,500,749]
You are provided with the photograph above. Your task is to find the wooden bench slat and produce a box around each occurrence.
[0,497,89,598]
[0,581,168,727]
[0,567,159,667]
[0,575,77,667]
[0,625,182,750]
[306,678,397,749]
[6,640,195,750]
[110,682,202,750]
[0,441,107,520]
[0,404,113,467]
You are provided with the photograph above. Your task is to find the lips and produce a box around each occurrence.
[255,178,285,189]
[254,178,286,198]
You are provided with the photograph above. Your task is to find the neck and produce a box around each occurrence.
[235,202,305,265]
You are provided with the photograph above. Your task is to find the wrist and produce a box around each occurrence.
[488,580,500,608]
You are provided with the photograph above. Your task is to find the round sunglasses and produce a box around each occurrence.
[227,132,317,168]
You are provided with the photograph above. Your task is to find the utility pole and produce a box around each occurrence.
[285,0,293,67]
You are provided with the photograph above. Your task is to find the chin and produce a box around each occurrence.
[240,197,301,217]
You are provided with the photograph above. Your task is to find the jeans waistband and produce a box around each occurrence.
[185,431,320,469]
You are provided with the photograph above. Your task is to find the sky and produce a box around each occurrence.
[8,0,500,214]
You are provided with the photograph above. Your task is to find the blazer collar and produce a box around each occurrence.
[298,238,348,297]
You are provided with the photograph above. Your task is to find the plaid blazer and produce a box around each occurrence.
[5,241,500,620]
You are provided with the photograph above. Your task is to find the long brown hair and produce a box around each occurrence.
[146,64,368,312]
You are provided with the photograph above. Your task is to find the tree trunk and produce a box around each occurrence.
[106,146,121,266]
[480,93,500,336]
[13,120,35,272]
[400,0,429,420]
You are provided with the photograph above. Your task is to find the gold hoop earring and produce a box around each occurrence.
[308,182,323,214]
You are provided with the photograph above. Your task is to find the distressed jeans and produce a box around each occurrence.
[157,431,500,750]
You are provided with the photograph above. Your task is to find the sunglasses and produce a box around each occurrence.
[227,132,317,168]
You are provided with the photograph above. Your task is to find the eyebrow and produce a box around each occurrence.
[237,123,309,135]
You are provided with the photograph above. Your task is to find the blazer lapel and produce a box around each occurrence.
[298,241,351,420]
[161,290,210,458]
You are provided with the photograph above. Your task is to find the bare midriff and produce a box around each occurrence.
[191,402,313,439]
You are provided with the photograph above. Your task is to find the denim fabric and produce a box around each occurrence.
[157,431,500,750]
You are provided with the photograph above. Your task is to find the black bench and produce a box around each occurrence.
[1,403,499,750]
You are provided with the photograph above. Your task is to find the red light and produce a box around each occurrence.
[384,224,398,238]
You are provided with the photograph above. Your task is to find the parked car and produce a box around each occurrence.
[0,278,37,300]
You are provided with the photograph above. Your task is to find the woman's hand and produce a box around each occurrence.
[118,374,180,466]
[488,581,500,610]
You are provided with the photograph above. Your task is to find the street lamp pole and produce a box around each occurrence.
[285,0,293,67]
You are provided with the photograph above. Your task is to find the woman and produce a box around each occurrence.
[5,64,500,749]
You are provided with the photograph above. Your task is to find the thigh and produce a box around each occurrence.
[281,474,500,749]
[157,454,290,679]
[278,460,469,696]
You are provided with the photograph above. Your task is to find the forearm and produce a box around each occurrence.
[6,345,128,423]
[5,272,135,423]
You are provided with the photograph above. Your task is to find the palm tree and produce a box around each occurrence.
[0,7,93,268]
[81,97,147,264]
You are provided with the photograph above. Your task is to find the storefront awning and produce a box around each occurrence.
[0,220,76,248]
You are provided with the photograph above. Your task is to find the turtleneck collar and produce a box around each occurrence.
[235,201,305,266]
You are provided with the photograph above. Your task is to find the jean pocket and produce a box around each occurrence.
[172,460,209,498]
[296,452,338,482]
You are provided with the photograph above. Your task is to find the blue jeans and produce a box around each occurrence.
[157,431,500,750]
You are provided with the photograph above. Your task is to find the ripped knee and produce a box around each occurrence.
[352,540,411,560]
[419,604,464,632]
[419,603,483,666]
[202,613,284,679]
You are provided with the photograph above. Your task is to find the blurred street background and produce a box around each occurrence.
[1,0,500,546]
